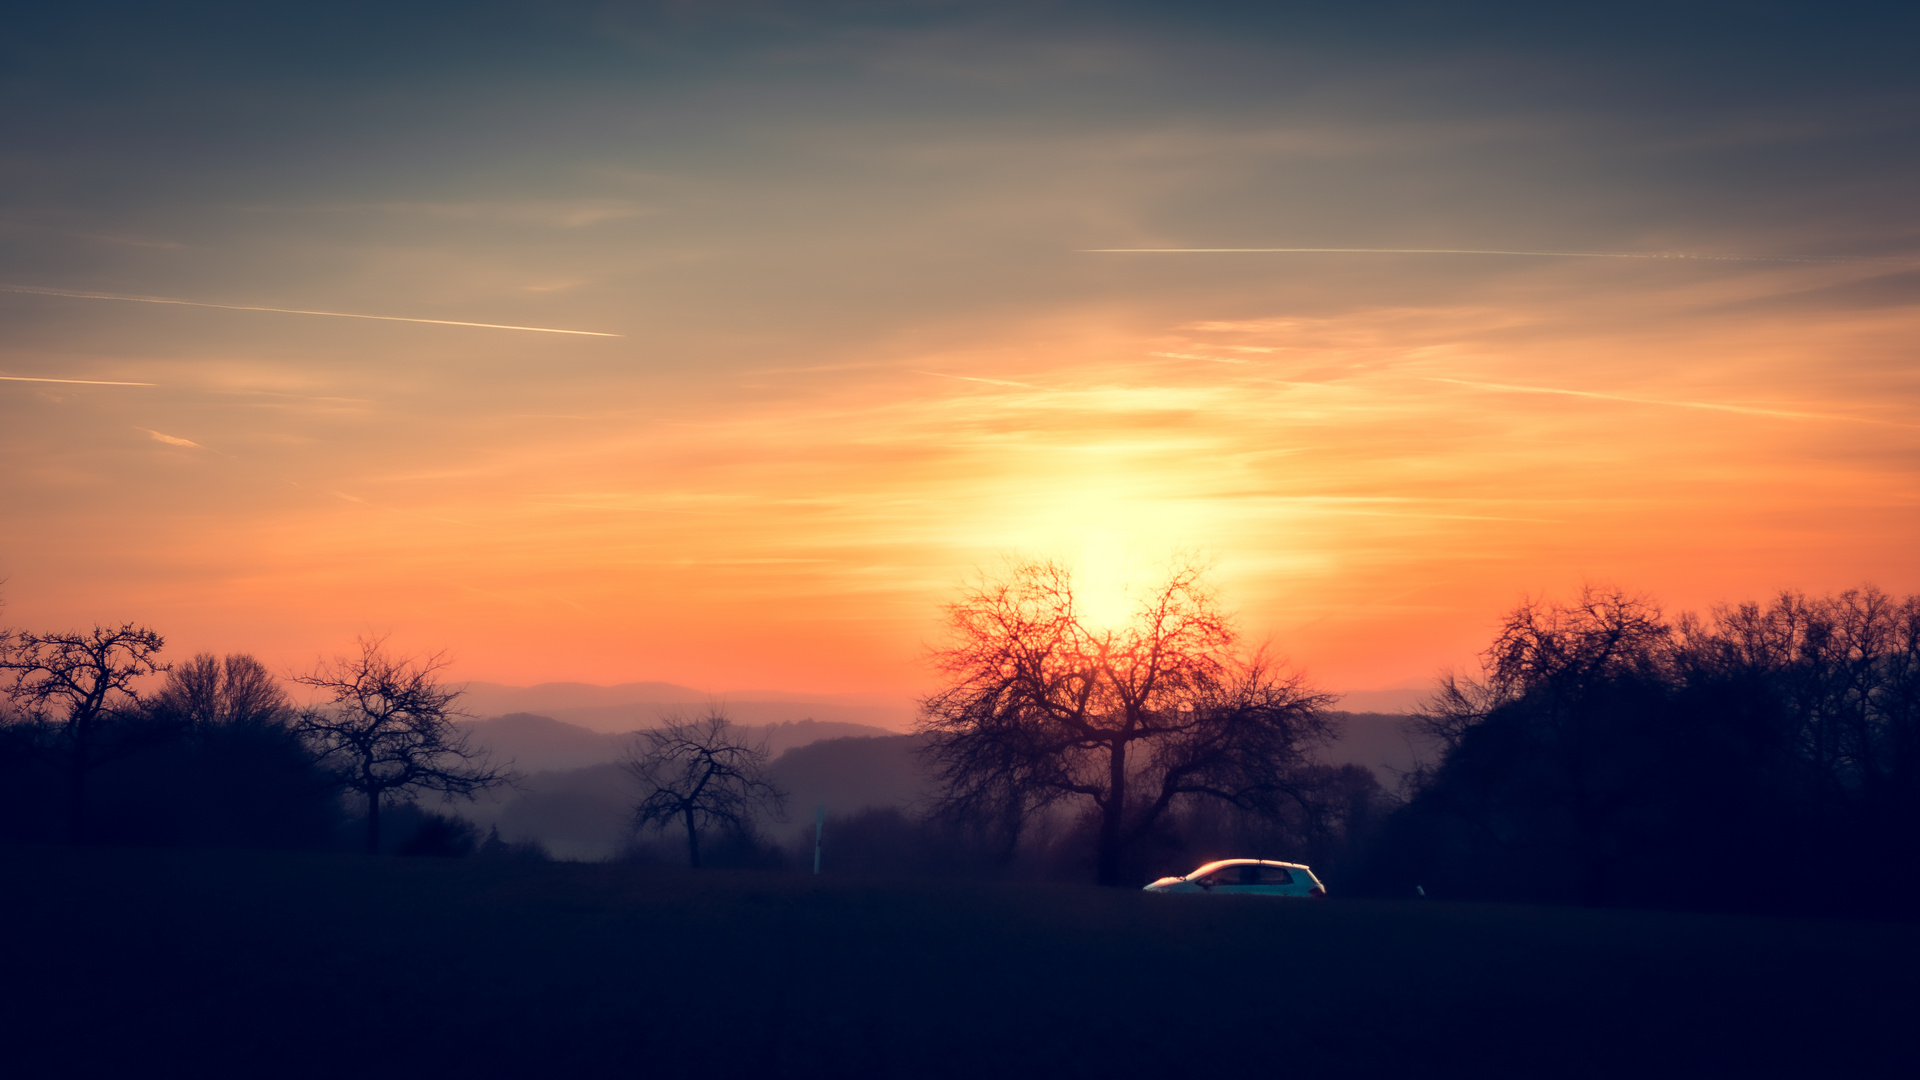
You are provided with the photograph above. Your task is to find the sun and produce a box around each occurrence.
[1070,534,1139,633]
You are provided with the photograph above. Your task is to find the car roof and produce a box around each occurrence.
[1189,858,1311,876]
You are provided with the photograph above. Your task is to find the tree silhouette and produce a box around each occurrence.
[919,558,1334,886]
[625,711,786,868]
[292,637,510,854]
[0,623,168,842]
[153,652,292,729]
[1374,584,1920,914]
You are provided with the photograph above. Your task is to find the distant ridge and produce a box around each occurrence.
[457,680,917,734]
[455,712,900,774]
[1334,685,1425,714]
[459,681,711,715]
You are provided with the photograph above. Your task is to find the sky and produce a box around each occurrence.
[3,1,1917,705]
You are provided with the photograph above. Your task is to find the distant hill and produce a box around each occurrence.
[1316,711,1442,788]
[455,730,932,861]
[455,681,917,734]
[526,701,914,734]
[455,713,899,775]
[458,763,632,862]
[772,735,931,819]
[459,681,710,715]
[456,711,1438,859]
[1333,686,1426,714]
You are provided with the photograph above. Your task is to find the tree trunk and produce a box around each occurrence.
[365,790,381,855]
[1096,737,1128,886]
[684,806,701,868]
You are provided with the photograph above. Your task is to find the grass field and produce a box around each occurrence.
[5,847,1916,1078]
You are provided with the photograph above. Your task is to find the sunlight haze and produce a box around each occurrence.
[4,2,1916,705]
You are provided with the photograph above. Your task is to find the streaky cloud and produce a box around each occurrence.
[1,373,157,386]
[0,283,623,337]
[139,427,202,448]
[915,370,1039,389]
[1081,247,1868,263]
[1426,377,1913,425]
[1151,351,1248,364]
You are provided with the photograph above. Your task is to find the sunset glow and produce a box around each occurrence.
[3,6,1916,712]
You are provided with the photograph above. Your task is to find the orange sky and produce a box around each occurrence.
[3,6,1917,708]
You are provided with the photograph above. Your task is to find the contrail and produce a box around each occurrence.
[1,374,157,386]
[1427,377,1910,425]
[0,283,623,337]
[1079,247,1849,263]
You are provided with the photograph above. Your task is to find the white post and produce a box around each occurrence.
[813,805,825,875]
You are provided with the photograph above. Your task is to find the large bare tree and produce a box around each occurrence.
[625,711,786,868]
[292,637,509,854]
[0,623,169,842]
[919,558,1335,885]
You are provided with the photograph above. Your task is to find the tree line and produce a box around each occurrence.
[1363,583,1920,917]
[8,572,1917,919]
[0,626,511,854]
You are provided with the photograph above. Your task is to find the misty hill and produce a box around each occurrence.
[457,731,934,860]
[460,681,710,714]
[458,681,916,734]
[457,714,1417,859]
[452,720,923,859]
[461,763,631,862]
[1334,686,1427,714]
[1317,712,1439,787]
[772,735,932,820]
[455,713,898,775]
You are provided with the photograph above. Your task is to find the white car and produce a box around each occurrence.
[1143,859,1327,898]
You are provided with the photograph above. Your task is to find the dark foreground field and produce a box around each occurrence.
[5,848,1917,1078]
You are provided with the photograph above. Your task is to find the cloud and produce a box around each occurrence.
[1423,377,1912,425]
[914,371,1040,389]
[1,374,156,386]
[285,198,654,229]
[0,284,622,337]
[1083,247,1864,263]
[1151,351,1248,364]
[139,428,202,448]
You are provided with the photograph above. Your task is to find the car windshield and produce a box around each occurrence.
[1186,860,1247,881]
[1186,859,1306,882]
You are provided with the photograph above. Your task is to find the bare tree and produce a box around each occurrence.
[0,623,169,842]
[153,652,291,729]
[291,637,510,854]
[919,558,1335,886]
[625,711,787,868]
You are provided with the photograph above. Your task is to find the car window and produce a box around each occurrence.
[1257,866,1295,885]
[1211,864,1260,886]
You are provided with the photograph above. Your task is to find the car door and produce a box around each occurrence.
[1251,864,1297,895]
[1205,863,1261,894]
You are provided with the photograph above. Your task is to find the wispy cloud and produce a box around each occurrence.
[139,428,203,448]
[0,284,623,337]
[1425,377,1910,425]
[1151,351,1248,364]
[280,198,652,228]
[1,374,157,386]
[1082,247,1879,263]
[915,370,1040,388]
